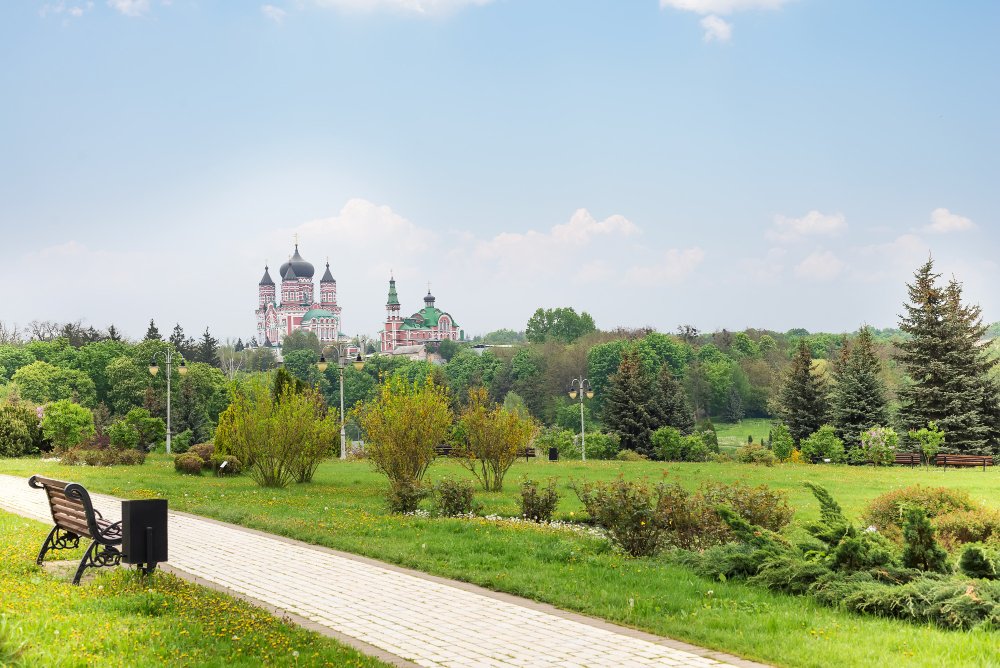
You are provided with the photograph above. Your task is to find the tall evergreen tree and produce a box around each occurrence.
[107,324,122,342]
[235,338,245,353]
[831,326,890,453]
[724,386,744,423]
[778,338,829,444]
[169,324,196,359]
[144,319,161,341]
[197,327,220,367]
[604,346,657,457]
[896,258,1000,454]
[650,364,696,435]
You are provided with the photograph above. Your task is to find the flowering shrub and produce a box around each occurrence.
[860,426,897,467]
[861,485,975,541]
[518,478,560,522]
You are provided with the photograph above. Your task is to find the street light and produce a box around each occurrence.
[319,337,365,460]
[148,349,187,455]
[568,377,593,461]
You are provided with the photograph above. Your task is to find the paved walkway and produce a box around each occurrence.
[0,473,767,668]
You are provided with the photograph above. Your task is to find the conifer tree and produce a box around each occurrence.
[831,326,890,453]
[901,508,949,573]
[778,338,828,444]
[649,364,695,435]
[144,319,161,341]
[170,324,196,359]
[197,327,220,367]
[896,258,1000,454]
[603,345,657,457]
[107,324,122,342]
[724,386,744,423]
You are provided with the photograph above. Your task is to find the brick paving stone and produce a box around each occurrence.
[0,473,768,668]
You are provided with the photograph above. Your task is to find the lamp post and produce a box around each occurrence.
[318,339,365,460]
[148,349,187,455]
[568,377,594,461]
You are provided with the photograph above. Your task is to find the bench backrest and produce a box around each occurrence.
[28,475,97,540]
[934,454,994,464]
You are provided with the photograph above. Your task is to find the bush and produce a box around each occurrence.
[351,374,451,486]
[860,426,897,467]
[106,420,141,451]
[430,477,480,516]
[770,423,793,462]
[171,429,194,454]
[518,478,560,522]
[386,479,428,514]
[861,485,975,540]
[733,442,775,466]
[211,454,243,477]
[0,409,31,458]
[615,449,648,462]
[454,388,537,491]
[62,448,146,467]
[571,476,670,557]
[581,431,620,460]
[122,408,166,451]
[189,443,215,467]
[696,418,719,452]
[174,452,204,475]
[800,425,846,463]
[934,508,1000,550]
[901,508,949,573]
[960,546,997,580]
[652,428,709,462]
[535,427,575,460]
[41,400,95,453]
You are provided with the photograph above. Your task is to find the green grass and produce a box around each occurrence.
[712,418,775,447]
[0,508,392,667]
[4,456,1000,667]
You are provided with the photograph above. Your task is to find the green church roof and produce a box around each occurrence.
[399,307,458,330]
[386,277,400,306]
[301,308,336,322]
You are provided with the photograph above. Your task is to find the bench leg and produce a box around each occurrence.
[36,526,80,565]
[73,541,121,586]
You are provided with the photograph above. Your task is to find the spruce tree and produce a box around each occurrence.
[901,508,948,573]
[603,345,657,457]
[896,258,1000,454]
[724,386,744,423]
[649,364,695,435]
[197,327,220,367]
[107,325,122,342]
[831,326,890,454]
[778,338,828,444]
[144,319,161,341]
[170,324,196,359]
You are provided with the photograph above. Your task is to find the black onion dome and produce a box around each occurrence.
[424,290,435,304]
[259,265,274,286]
[282,263,298,281]
[320,262,335,283]
[279,246,314,279]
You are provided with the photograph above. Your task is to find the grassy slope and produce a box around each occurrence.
[3,456,1000,668]
[0,509,391,668]
[713,419,775,449]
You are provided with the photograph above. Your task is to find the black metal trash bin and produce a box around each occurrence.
[121,499,168,574]
[549,447,558,461]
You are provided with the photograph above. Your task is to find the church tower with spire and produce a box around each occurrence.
[379,276,463,353]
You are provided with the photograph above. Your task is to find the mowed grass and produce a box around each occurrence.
[4,456,1000,667]
[713,418,775,449]
[0,509,392,668]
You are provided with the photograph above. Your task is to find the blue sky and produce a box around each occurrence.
[2,0,997,341]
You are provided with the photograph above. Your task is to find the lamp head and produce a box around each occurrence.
[353,353,365,371]
[178,360,188,376]
[568,389,577,400]
[586,391,594,399]
[317,356,329,373]
[148,362,159,376]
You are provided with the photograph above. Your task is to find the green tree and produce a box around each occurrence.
[455,387,537,491]
[197,327,220,367]
[437,338,460,361]
[41,400,95,452]
[106,356,149,416]
[282,329,322,354]
[525,307,596,344]
[831,326,890,454]
[800,425,846,463]
[909,421,945,469]
[732,332,760,359]
[901,507,949,573]
[896,258,1000,455]
[724,386,744,422]
[778,338,828,444]
[10,361,97,407]
[247,347,279,372]
[144,319,162,341]
[283,349,322,387]
[169,324,196,359]
[758,334,777,356]
[0,406,33,457]
[603,346,657,457]
[770,423,794,461]
[0,347,35,383]
[649,364,695,435]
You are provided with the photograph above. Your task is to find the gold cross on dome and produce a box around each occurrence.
[294,233,299,246]
[427,280,431,291]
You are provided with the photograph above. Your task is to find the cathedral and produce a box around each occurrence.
[380,276,464,353]
[255,239,344,347]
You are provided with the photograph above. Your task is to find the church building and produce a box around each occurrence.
[380,276,464,353]
[255,239,345,347]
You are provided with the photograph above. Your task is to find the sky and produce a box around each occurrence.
[1,0,997,342]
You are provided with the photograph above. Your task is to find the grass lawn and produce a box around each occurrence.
[0,508,392,667]
[3,455,1000,668]
[712,418,775,448]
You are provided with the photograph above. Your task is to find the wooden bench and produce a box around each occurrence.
[29,475,123,585]
[936,454,994,471]
[894,453,921,468]
[434,445,536,462]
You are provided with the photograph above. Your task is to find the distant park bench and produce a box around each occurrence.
[434,444,536,462]
[936,454,994,471]
[847,452,921,467]
[29,475,123,585]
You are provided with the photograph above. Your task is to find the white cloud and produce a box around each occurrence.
[39,3,65,17]
[626,248,706,285]
[661,0,798,15]
[794,250,843,281]
[261,5,286,23]
[107,0,149,16]
[69,6,83,16]
[920,207,977,234]
[767,210,846,242]
[312,0,492,14]
[734,247,786,284]
[700,15,732,41]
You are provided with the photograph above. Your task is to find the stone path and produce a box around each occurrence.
[0,473,768,668]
